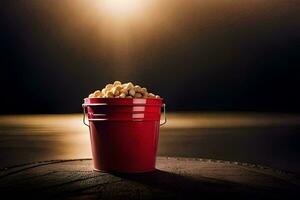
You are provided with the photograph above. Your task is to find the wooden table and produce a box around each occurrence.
[1,157,299,199]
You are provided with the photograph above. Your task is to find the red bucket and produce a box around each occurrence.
[82,98,166,173]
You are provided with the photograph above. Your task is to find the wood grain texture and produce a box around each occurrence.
[0,157,299,199]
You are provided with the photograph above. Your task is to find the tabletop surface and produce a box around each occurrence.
[1,114,300,174]
[1,157,299,199]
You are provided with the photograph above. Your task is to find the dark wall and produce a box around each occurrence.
[1,0,300,114]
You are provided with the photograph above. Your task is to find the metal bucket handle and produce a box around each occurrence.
[82,104,89,127]
[82,103,167,127]
[160,103,167,126]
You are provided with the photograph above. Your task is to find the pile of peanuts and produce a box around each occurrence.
[88,81,160,99]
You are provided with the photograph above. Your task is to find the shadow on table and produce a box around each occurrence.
[112,169,266,199]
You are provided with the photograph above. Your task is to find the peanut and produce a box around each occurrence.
[119,93,126,98]
[115,85,123,91]
[120,88,128,95]
[106,91,114,98]
[142,91,148,97]
[135,86,143,93]
[113,81,122,86]
[94,90,102,97]
[112,86,121,96]
[105,84,113,90]
[134,93,142,98]
[129,89,135,96]
[141,87,147,94]
[148,93,155,98]
[125,82,134,90]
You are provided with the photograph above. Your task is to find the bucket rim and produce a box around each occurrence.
[85,97,163,100]
[83,97,163,106]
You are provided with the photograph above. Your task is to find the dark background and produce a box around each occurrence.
[1,0,300,114]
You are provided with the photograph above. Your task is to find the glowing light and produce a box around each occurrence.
[100,0,147,20]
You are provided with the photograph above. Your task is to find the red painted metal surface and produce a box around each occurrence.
[83,98,163,173]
